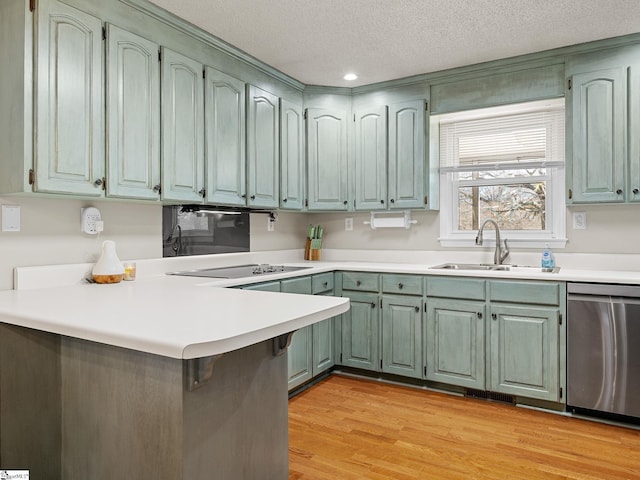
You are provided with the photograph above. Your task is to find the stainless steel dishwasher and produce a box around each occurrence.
[567,283,640,419]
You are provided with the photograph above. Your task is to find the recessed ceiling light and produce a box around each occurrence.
[343,73,358,81]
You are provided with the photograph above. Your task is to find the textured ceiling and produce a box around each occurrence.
[148,0,640,87]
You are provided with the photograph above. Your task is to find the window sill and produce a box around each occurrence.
[439,236,568,249]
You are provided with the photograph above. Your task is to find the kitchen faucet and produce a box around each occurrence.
[475,219,510,265]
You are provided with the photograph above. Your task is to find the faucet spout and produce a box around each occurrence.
[475,219,509,265]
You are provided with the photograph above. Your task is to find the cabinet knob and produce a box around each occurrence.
[152,184,161,194]
[398,283,404,289]
[616,189,623,195]
[370,302,376,308]
[380,199,385,204]
[477,312,483,319]
[283,198,288,202]
[241,194,247,199]
[414,306,420,313]
[93,178,103,187]
[198,188,206,198]
[634,188,639,195]
[250,195,256,200]
[491,313,497,320]
[343,200,348,205]
[390,199,395,203]
[356,280,361,286]
[323,281,328,288]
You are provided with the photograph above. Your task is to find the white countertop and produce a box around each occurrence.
[3,248,640,360]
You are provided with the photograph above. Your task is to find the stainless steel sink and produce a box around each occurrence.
[430,263,560,273]
[431,263,511,271]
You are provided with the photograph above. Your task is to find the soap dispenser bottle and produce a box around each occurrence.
[541,244,554,271]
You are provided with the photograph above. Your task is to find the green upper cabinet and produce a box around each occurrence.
[567,45,640,204]
[569,68,626,203]
[489,304,560,402]
[105,24,161,200]
[306,108,349,211]
[388,100,427,209]
[280,98,304,210]
[354,106,388,210]
[35,1,105,196]
[160,47,204,203]
[247,85,280,208]
[204,67,246,206]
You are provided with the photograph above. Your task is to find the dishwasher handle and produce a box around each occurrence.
[568,282,640,298]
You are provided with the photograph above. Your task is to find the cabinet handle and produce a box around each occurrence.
[93,178,103,187]
[152,184,161,194]
[414,306,420,313]
[398,283,404,290]
[356,280,361,286]
[198,188,206,198]
[477,312,482,319]
[323,281,328,288]
[390,199,395,203]
[491,313,497,320]
[634,188,639,195]
[616,189,623,195]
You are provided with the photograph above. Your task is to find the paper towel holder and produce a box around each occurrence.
[364,210,417,229]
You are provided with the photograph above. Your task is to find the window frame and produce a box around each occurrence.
[433,99,567,249]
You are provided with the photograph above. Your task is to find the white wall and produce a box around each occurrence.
[1,196,638,291]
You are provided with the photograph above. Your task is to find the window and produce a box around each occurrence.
[434,99,566,248]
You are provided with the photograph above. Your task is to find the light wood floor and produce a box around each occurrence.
[288,375,640,480]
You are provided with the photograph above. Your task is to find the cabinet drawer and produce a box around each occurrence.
[342,272,380,292]
[489,280,560,306]
[312,273,334,294]
[426,277,485,300]
[281,276,312,294]
[382,274,423,296]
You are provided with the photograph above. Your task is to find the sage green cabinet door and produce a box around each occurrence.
[341,292,379,371]
[489,304,559,401]
[570,68,626,203]
[106,24,161,200]
[629,65,640,202]
[242,281,280,292]
[280,99,304,210]
[288,325,313,390]
[354,106,388,210]
[306,108,349,211]
[35,1,104,196]
[160,48,204,203]
[247,85,279,208]
[312,317,334,376]
[425,298,486,389]
[388,100,427,209]
[381,295,422,379]
[204,67,246,206]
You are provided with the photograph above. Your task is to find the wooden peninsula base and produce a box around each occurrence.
[0,323,288,479]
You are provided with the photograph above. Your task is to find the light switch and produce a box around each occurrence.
[2,205,21,232]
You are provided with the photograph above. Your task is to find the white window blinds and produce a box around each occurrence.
[439,99,565,172]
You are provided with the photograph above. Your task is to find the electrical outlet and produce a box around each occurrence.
[573,211,587,230]
[1,205,20,232]
[345,217,353,231]
[267,216,275,232]
[81,207,102,235]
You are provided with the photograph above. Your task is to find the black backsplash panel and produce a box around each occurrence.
[162,205,250,257]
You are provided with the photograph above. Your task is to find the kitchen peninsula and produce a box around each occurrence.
[0,271,349,479]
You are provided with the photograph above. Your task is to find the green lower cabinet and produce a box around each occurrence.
[288,325,313,389]
[312,318,334,376]
[489,304,560,402]
[381,295,422,379]
[425,298,486,389]
[341,292,380,371]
